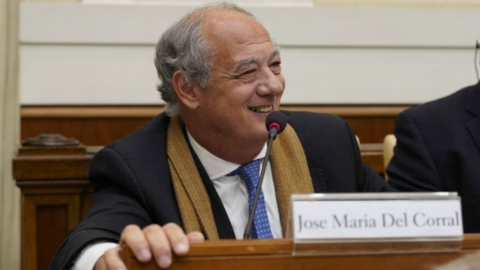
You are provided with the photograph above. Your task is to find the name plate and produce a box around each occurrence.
[292,193,463,241]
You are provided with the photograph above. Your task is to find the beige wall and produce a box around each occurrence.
[19,1,480,106]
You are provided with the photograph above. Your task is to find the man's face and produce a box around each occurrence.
[192,11,285,147]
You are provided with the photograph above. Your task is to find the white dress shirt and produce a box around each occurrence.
[73,131,282,269]
[187,131,282,239]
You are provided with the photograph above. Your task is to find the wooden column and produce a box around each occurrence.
[12,134,93,270]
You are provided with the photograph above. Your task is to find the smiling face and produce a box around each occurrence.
[178,9,285,162]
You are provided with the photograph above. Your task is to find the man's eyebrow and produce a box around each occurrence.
[232,49,281,73]
[233,57,259,73]
[269,49,280,61]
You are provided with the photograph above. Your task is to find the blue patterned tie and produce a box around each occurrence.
[228,159,273,239]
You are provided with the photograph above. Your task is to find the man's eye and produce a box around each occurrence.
[270,62,282,74]
[270,61,281,68]
[241,69,256,76]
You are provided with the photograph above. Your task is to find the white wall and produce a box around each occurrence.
[19,2,480,105]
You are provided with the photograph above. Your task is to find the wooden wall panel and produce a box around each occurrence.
[21,117,150,147]
[36,204,70,270]
[21,105,410,145]
[345,117,397,144]
[24,194,81,270]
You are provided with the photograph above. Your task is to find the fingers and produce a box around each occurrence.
[143,224,172,268]
[139,223,193,268]
[93,254,107,270]
[121,225,152,263]
[113,223,204,269]
[102,246,126,270]
[187,231,205,243]
[163,223,190,255]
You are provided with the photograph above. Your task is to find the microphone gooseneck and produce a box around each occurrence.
[243,111,287,239]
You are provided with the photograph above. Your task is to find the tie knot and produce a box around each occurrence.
[227,159,261,191]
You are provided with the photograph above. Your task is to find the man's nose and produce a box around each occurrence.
[257,70,284,96]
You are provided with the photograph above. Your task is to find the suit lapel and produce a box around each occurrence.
[464,83,480,155]
[467,118,480,155]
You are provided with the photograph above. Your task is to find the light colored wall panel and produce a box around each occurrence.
[20,45,159,104]
[19,2,480,105]
[280,47,476,103]
[21,45,477,104]
[20,3,480,47]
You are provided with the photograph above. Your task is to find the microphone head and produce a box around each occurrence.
[266,111,287,134]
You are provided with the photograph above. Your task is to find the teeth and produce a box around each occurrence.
[248,106,272,113]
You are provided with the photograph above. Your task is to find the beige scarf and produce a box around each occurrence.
[166,117,313,239]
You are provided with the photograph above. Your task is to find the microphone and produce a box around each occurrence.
[243,111,287,239]
[266,111,288,140]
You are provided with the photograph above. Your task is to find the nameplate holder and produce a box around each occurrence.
[288,192,463,256]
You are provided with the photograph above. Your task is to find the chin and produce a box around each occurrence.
[253,129,269,142]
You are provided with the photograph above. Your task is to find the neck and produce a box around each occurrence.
[184,124,265,165]
[192,132,264,164]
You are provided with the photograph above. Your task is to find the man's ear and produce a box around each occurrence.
[172,70,199,110]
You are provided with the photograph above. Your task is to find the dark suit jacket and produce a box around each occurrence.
[50,111,391,269]
[387,83,480,233]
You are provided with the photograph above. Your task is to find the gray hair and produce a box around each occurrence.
[154,2,255,116]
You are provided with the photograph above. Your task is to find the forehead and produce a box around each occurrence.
[202,9,277,65]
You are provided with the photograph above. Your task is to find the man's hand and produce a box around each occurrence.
[95,223,205,269]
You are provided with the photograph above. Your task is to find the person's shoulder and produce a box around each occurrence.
[281,110,345,127]
[103,112,170,154]
[404,84,477,118]
[281,110,352,142]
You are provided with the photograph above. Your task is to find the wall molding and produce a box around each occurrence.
[21,104,410,118]
[20,104,410,144]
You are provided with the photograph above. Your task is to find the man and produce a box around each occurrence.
[50,3,391,270]
[387,82,480,233]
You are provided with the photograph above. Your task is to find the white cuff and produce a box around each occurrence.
[71,242,117,270]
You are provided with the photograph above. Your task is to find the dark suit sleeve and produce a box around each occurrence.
[362,162,395,192]
[49,147,153,270]
[387,111,443,191]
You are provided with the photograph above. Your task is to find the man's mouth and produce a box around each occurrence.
[248,106,273,113]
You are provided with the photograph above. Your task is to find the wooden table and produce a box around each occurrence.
[123,236,480,270]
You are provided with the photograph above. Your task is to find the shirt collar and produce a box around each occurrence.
[186,130,267,181]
